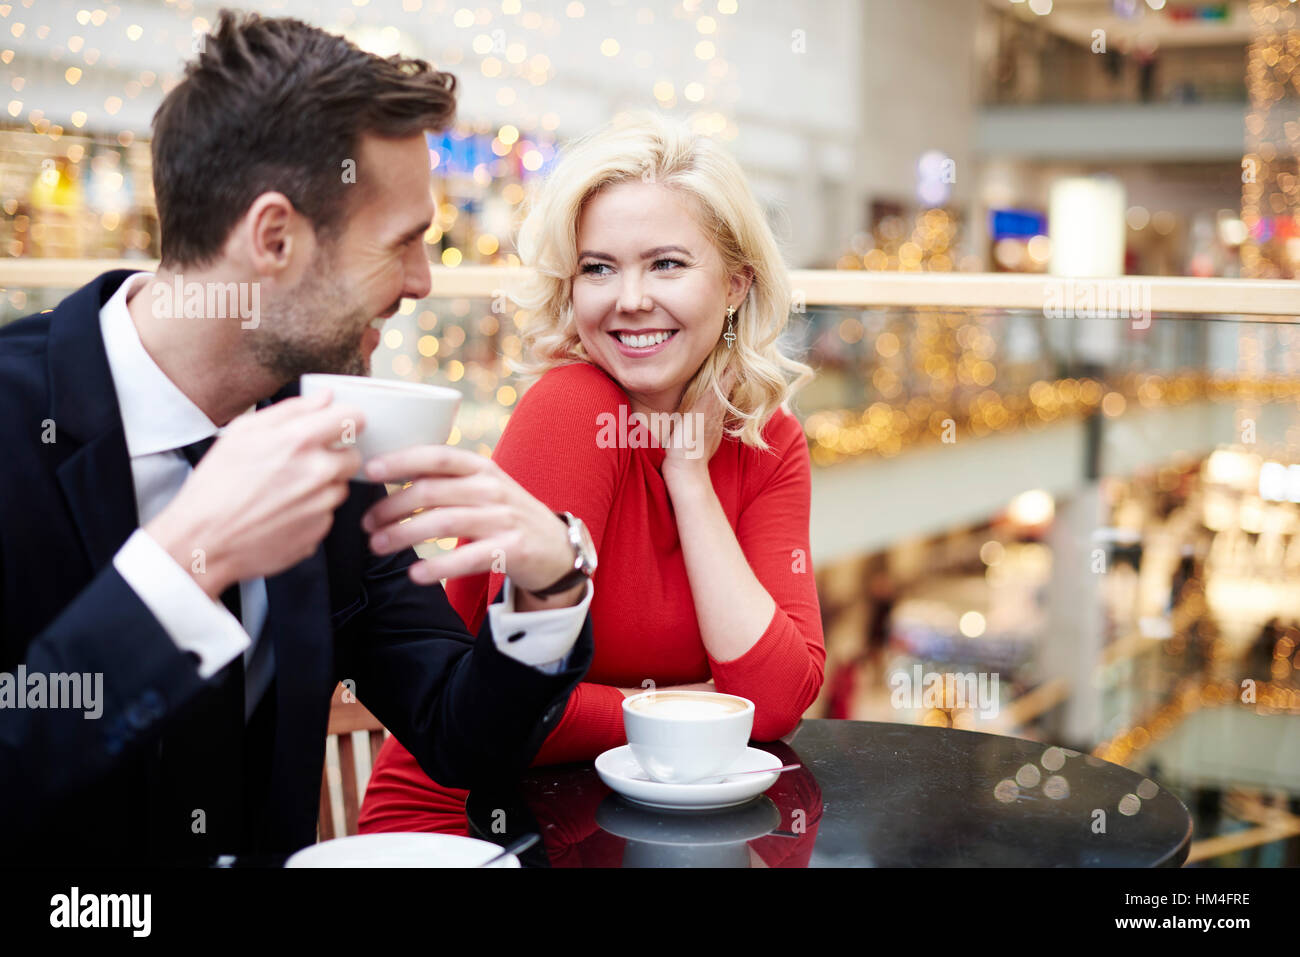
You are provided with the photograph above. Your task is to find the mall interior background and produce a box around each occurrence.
[2,0,1298,865]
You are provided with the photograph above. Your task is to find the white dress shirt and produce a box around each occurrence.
[101,272,590,720]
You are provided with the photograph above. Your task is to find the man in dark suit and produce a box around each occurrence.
[0,10,599,864]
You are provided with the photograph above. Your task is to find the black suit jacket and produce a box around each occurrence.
[0,269,594,863]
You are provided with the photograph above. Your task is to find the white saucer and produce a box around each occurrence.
[594,745,781,810]
[284,833,520,868]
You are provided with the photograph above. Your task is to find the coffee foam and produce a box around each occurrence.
[627,692,747,718]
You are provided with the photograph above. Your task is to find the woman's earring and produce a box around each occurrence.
[724,305,736,349]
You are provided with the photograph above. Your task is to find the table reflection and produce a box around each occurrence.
[468,739,822,868]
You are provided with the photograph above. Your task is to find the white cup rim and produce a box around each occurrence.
[622,689,754,721]
[300,372,462,402]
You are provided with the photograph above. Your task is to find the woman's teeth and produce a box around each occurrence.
[615,330,675,348]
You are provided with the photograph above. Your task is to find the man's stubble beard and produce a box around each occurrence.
[247,248,372,382]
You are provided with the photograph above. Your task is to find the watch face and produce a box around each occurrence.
[571,516,598,572]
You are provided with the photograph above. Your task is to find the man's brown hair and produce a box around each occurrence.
[151,8,456,269]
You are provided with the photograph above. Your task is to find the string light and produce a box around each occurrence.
[1095,677,1300,766]
[804,370,1300,467]
[1241,0,1300,279]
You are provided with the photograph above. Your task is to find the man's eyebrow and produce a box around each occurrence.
[395,219,433,247]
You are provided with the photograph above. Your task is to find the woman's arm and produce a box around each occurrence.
[526,680,715,766]
[662,469,776,663]
[613,681,715,697]
[661,406,825,740]
[659,380,778,663]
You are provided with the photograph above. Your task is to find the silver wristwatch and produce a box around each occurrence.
[527,511,597,597]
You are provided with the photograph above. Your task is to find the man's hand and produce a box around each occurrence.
[143,389,364,601]
[360,445,585,607]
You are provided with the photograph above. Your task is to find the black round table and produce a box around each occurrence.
[466,719,1193,867]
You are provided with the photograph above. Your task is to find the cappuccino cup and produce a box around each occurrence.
[299,373,461,481]
[622,690,754,784]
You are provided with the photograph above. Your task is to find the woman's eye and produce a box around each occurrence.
[652,258,685,270]
[580,262,611,275]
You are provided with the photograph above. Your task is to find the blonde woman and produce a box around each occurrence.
[359,113,825,846]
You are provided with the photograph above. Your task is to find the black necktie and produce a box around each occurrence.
[179,436,243,620]
[152,435,246,861]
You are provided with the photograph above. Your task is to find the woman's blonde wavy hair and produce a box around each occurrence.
[511,111,813,450]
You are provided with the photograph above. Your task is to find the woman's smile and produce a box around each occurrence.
[609,328,679,356]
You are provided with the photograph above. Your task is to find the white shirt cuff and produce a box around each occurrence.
[488,577,593,674]
[112,528,250,680]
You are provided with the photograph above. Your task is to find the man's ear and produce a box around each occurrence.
[240,190,299,273]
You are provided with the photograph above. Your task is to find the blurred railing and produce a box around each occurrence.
[3,260,1297,314]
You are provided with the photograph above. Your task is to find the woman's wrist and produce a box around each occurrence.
[662,456,712,496]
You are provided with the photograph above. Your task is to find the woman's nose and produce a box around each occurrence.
[617,274,648,313]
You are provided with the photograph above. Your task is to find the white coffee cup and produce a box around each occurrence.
[622,690,755,784]
[299,373,461,481]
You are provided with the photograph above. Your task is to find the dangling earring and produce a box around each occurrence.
[724,305,736,349]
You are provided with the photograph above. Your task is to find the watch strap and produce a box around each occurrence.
[526,512,593,597]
